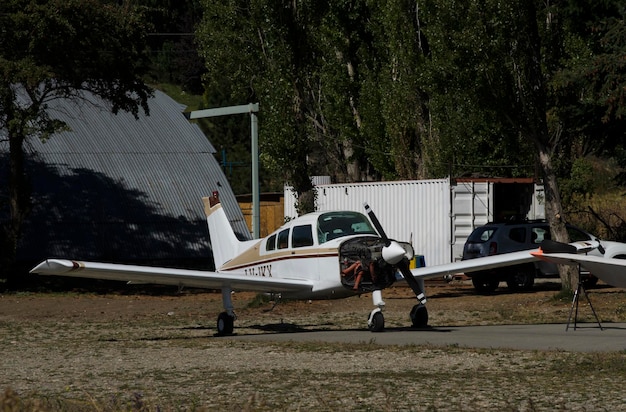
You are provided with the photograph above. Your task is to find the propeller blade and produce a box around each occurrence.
[363,202,390,246]
[363,202,426,304]
[397,260,427,305]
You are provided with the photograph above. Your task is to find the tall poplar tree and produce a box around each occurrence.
[197,0,430,213]
[419,0,607,290]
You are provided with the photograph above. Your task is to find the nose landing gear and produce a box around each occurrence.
[367,290,386,332]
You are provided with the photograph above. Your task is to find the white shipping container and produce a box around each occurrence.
[450,181,493,262]
[285,177,545,267]
[285,179,452,266]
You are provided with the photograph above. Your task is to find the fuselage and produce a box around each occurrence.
[218,210,386,299]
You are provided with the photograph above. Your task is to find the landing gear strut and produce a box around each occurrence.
[217,288,236,335]
[398,260,429,328]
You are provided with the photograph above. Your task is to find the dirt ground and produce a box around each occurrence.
[2,279,626,410]
[3,278,621,330]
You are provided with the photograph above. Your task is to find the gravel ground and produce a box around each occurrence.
[2,280,626,411]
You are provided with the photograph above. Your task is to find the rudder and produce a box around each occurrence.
[203,192,242,269]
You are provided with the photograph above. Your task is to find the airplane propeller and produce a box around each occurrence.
[363,203,405,265]
[364,203,428,330]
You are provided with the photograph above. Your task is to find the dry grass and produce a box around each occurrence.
[566,189,626,241]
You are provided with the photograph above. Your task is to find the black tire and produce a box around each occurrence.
[217,312,234,335]
[368,311,385,332]
[471,273,499,294]
[410,304,428,328]
[506,264,535,292]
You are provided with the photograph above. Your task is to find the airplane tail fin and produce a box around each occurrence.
[203,192,242,269]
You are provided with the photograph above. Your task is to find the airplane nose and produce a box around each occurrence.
[382,241,406,265]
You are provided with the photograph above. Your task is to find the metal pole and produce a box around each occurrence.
[184,103,260,239]
[251,110,260,239]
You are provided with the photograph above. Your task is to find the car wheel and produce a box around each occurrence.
[506,264,535,292]
[471,273,499,294]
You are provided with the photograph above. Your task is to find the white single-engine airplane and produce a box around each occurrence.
[31,192,626,334]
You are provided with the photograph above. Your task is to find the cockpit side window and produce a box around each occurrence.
[266,234,277,251]
[277,228,290,249]
[292,225,314,248]
[317,212,377,244]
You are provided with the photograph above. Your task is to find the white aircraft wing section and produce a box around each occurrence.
[409,250,538,279]
[30,259,314,293]
[531,252,626,288]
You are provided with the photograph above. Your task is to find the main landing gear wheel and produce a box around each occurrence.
[410,304,428,328]
[368,310,385,332]
[217,312,235,335]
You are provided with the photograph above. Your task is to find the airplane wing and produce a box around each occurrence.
[409,250,538,279]
[531,251,626,288]
[30,259,314,293]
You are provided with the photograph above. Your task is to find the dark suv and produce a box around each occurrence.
[462,220,626,293]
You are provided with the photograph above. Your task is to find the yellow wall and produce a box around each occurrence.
[238,197,285,237]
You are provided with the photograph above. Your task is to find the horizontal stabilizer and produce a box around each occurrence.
[540,239,577,254]
[531,251,626,288]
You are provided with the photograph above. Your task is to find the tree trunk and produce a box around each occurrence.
[344,58,365,182]
[536,145,579,292]
[1,131,29,284]
[512,1,578,293]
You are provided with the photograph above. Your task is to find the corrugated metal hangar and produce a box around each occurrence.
[0,90,250,270]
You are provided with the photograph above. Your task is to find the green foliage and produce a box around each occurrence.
[418,0,537,177]
[196,0,432,202]
[136,0,206,93]
[191,0,626,194]
[1,0,153,119]
[197,0,315,206]
[558,1,626,123]
[195,94,263,195]
[562,157,595,200]
[360,0,429,179]
[592,15,626,122]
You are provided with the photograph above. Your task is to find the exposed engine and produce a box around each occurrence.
[339,236,413,291]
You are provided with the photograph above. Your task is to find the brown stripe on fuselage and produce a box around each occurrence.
[219,244,338,271]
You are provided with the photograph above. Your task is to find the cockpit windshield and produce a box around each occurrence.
[317,211,378,244]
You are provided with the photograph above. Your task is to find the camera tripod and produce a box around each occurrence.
[566,274,603,331]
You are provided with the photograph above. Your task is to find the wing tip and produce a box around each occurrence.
[30,259,79,275]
